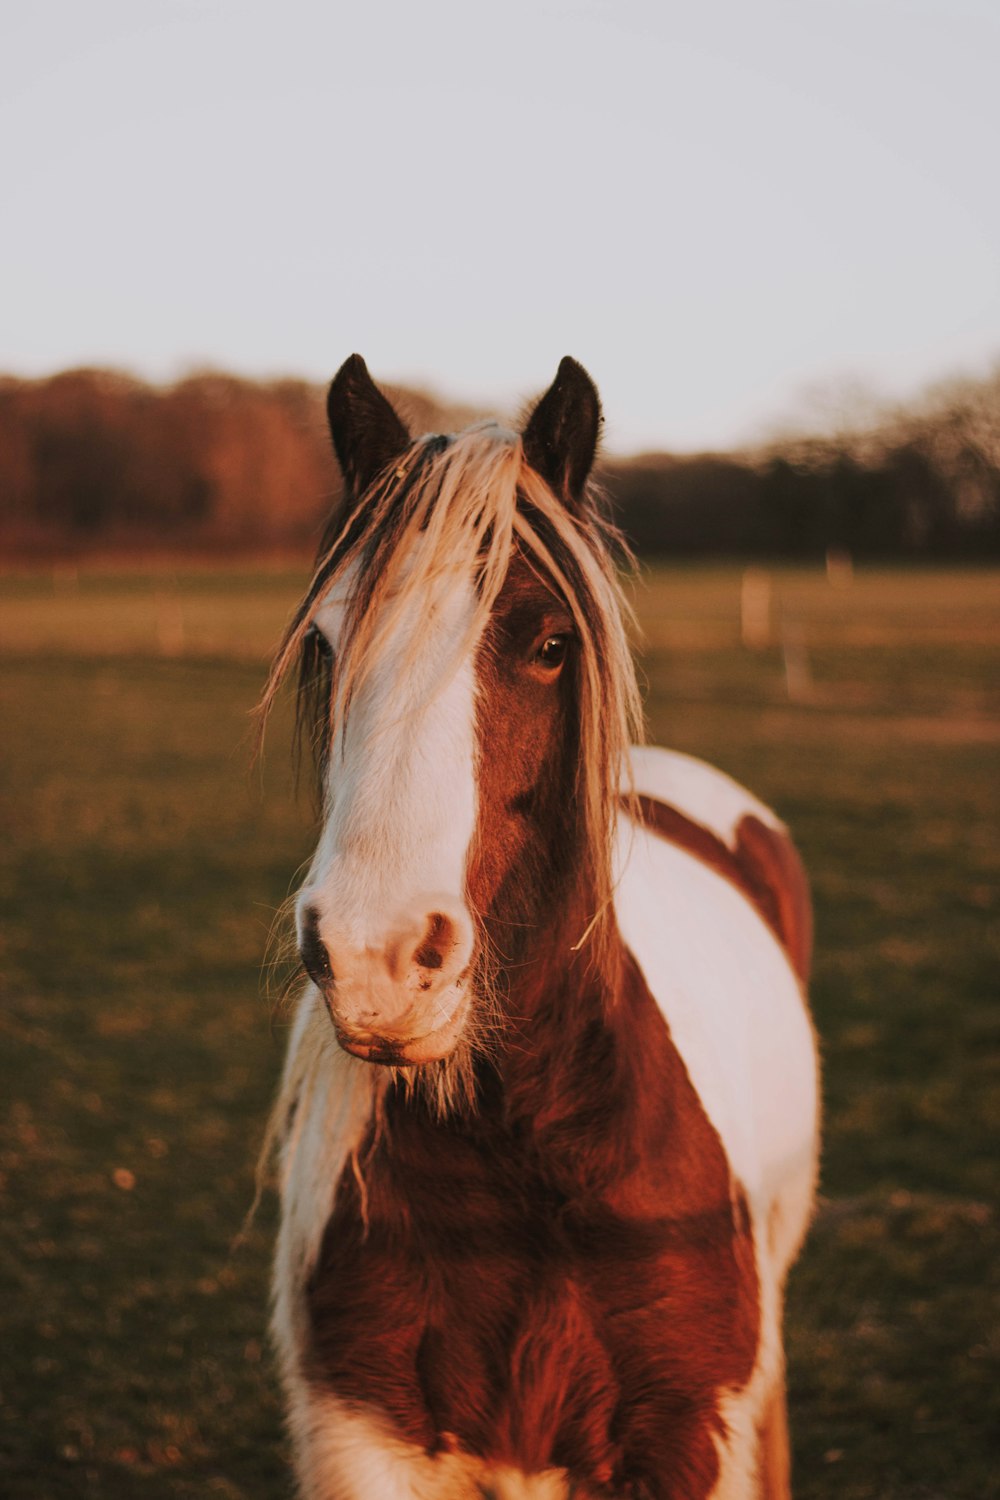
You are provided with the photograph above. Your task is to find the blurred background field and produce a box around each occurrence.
[1,562,998,1499]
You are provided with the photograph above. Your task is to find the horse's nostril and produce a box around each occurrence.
[412,912,450,971]
[413,945,444,970]
[300,906,334,987]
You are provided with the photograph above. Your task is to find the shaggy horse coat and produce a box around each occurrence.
[260,356,819,1500]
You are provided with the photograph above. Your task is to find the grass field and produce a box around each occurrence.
[1,563,997,1498]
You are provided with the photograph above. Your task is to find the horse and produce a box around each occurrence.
[258,355,820,1500]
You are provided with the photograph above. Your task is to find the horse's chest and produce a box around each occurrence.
[305,1114,759,1496]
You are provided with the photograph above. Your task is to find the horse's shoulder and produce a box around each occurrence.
[622,745,812,986]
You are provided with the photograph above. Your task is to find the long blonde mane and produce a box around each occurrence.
[258,419,643,976]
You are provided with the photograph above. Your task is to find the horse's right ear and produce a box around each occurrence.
[327,354,412,497]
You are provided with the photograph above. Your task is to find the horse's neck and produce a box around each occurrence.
[495,921,618,1100]
[492,930,738,1232]
[376,921,716,1228]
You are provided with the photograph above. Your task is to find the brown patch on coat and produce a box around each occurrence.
[625,795,812,986]
[306,938,760,1499]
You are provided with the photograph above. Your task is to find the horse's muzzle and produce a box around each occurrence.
[332,986,471,1066]
[297,894,475,1063]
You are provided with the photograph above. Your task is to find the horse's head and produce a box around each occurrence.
[261,356,639,1088]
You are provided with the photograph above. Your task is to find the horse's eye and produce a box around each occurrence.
[535,634,569,669]
[307,625,333,660]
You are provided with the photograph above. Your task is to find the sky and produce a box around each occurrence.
[2,0,999,453]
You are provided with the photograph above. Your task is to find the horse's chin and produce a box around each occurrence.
[333,988,471,1067]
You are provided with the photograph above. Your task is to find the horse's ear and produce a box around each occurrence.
[327,354,411,497]
[522,356,602,507]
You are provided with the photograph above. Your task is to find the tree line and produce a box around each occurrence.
[604,367,1000,558]
[1,365,998,558]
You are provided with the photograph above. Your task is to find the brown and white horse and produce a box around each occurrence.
[259,356,819,1500]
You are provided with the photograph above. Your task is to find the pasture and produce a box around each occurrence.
[1,563,997,1498]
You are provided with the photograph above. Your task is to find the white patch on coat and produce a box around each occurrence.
[613,812,817,1214]
[628,744,782,848]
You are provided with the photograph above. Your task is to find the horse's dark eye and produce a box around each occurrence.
[536,634,569,669]
[307,625,333,659]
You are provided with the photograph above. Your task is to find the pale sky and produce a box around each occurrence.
[3,0,998,452]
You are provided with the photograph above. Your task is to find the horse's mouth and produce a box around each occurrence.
[333,989,471,1066]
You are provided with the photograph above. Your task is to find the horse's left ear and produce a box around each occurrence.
[522,356,602,508]
[326,354,412,498]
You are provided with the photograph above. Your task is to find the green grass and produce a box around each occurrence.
[1,564,997,1497]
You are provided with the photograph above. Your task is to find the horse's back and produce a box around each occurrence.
[625,746,812,983]
[615,745,819,1273]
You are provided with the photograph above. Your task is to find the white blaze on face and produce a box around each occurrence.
[296,560,480,1060]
